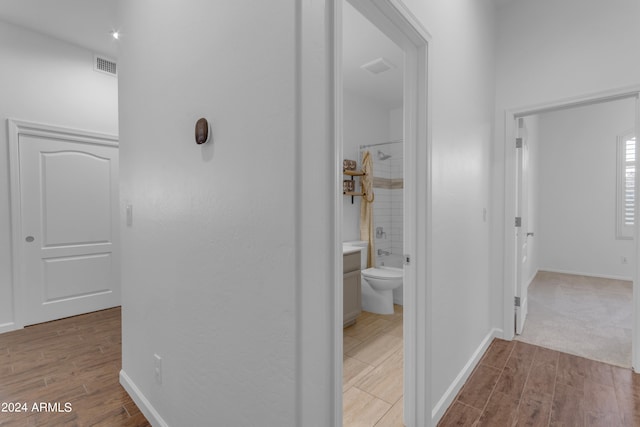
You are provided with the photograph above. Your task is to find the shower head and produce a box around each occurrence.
[377,150,391,160]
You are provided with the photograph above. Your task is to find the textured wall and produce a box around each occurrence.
[117,1,298,425]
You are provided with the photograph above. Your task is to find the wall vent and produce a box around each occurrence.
[94,54,117,76]
[361,57,396,75]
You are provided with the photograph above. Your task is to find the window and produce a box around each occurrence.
[617,131,636,239]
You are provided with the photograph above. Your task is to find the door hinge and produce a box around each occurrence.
[516,137,523,148]
[404,254,411,265]
[515,217,522,227]
[514,296,521,307]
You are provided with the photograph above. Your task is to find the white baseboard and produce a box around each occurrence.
[120,370,169,427]
[540,268,632,282]
[0,322,20,334]
[431,328,502,423]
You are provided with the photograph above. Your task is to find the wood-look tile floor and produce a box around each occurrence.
[0,307,150,426]
[439,338,640,427]
[343,305,404,427]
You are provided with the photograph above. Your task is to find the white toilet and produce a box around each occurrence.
[344,240,403,315]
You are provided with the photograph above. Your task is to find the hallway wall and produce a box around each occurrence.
[401,0,496,417]
[492,0,640,332]
[0,20,118,331]
[117,1,298,426]
[119,0,498,424]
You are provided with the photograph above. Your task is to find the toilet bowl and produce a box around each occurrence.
[343,240,404,315]
[361,267,403,314]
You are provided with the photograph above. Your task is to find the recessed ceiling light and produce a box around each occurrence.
[111,30,120,40]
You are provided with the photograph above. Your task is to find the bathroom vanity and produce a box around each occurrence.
[343,248,362,327]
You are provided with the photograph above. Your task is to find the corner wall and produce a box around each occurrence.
[0,20,118,331]
[537,99,636,279]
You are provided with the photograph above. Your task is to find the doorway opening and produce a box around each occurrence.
[504,88,640,370]
[7,120,120,331]
[333,0,431,425]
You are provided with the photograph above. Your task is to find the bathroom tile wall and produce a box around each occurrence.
[389,142,404,263]
[373,187,392,265]
[369,141,404,290]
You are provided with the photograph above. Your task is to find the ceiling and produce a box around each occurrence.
[0,0,119,58]
[0,0,405,109]
[342,2,404,110]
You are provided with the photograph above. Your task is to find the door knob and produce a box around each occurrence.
[25,236,34,242]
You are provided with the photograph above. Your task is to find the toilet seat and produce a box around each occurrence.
[362,267,403,280]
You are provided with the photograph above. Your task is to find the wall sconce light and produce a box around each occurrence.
[195,118,210,145]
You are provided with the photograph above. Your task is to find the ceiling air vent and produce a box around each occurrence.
[94,54,117,76]
[361,57,396,75]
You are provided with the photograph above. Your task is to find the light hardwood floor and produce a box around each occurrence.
[0,307,150,426]
[343,305,404,427]
[439,338,640,426]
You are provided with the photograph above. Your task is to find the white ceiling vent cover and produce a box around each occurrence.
[361,57,396,75]
[94,54,117,76]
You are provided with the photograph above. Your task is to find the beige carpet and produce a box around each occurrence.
[516,271,632,368]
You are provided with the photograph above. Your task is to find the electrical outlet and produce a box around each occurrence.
[622,256,629,265]
[154,354,162,385]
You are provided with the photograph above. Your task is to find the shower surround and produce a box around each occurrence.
[363,141,404,303]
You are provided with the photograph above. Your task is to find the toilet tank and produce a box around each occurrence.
[343,240,368,270]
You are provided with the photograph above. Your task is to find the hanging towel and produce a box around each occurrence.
[360,151,375,268]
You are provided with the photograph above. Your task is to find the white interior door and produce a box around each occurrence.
[515,118,529,335]
[18,130,119,326]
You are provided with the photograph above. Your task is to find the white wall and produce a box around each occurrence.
[537,99,635,279]
[119,0,498,424]
[0,20,118,330]
[492,0,640,331]
[117,1,299,426]
[401,0,496,416]
[389,107,402,141]
[342,90,390,242]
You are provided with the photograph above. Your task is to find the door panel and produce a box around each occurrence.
[19,134,119,325]
[43,253,112,302]
[41,151,112,246]
[515,122,529,335]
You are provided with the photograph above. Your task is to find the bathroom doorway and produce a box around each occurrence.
[335,0,431,425]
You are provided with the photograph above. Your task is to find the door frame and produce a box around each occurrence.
[333,0,432,425]
[6,119,118,332]
[502,86,640,368]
